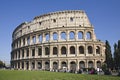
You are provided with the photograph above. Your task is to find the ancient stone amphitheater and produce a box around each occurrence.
[11,10,105,72]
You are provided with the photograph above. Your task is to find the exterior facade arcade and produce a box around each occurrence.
[11,10,105,72]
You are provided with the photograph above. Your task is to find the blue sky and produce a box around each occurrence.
[0,0,120,64]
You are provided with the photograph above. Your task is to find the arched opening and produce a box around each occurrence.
[26,62,29,70]
[97,61,101,68]
[53,32,58,40]
[69,31,75,40]
[78,31,83,39]
[70,46,75,54]
[70,61,76,73]
[32,62,35,70]
[79,46,84,54]
[32,36,36,44]
[88,61,93,68]
[45,47,49,55]
[22,62,24,69]
[79,61,85,69]
[45,33,50,41]
[61,46,66,55]
[53,62,58,70]
[61,61,67,68]
[27,36,30,45]
[53,47,58,55]
[45,62,49,70]
[39,34,42,42]
[96,46,100,54]
[61,32,66,40]
[86,32,91,39]
[88,46,93,54]
[38,47,42,56]
[38,62,42,69]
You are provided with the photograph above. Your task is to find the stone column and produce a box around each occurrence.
[42,33,45,43]
[66,30,69,41]
[36,35,39,44]
[29,61,31,70]
[50,46,52,57]
[58,45,61,57]
[50,32,52,42]
[29,47,31,59]
[94,59,97,69]
[76,59,79,71]
[42,60,45,70]
[85,44,87,56]
[49,59,52,71]
[67,45,69,57]
[58,60,61,70]
[35,60,37,70]
[35,47,38,58]
[24,61,26,70]
[93,44,96,56]
[58,31,60,41]
[42,45,45,57]
[67,60,70,71]
[76,44,78,56]
[75,30,78,41]
[30,36,32,45]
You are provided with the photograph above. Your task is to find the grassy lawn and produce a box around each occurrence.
[0,70,120,80]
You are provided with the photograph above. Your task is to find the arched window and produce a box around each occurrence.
[79,46,84,54]
[38,62,42,69]
[45,62,49,70]
[88,46,93,54]
[96,46,100,54]
[70,17,73,22]
[79,61,85,68]
[61,46,66,55]
[32,62,35,69]
[38,47,42,56]
[32,36,36,43]
[39,35,42,42]
[70,61,76,72]
[88,61,93,68]
[61,62,67,68]
[78,31,83,39]
[53,62,58,70]
[70,46,75,54]
[61,32,66,40]
[97,61,101,68]
[69,31,75,40]
[53,32,58,40]
[86,32,91,39]
[45,47,49,55]
[53,47,58,55]
[27,36,30,45]
[45,33,50,41]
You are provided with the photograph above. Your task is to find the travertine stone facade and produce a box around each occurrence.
[11,10,105,72]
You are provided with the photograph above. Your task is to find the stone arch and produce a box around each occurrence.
[79,61,85,69]
[97,61,101,68]
[86,31,91,39]
[53,62,58,70]
[61,46,66,55]
[61,61,67,69]
[69,31,75,40]
[88,61,94,68]
[96,46,100,54]
[45,47,49,55]
[53,32,58,40]
[39,34,42,42]
[88,46,93,54]
[70,61,76,72]
[78,31,83,39]
[61,32,66,40]
[32,62,35,69]
[70,46,75,54]
[45,61,49,70]
[45,33,50,41]
[79,46,84,54]
[38,62,42,69]
[53,47,58,55]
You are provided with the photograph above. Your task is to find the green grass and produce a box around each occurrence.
[0,70,120,80]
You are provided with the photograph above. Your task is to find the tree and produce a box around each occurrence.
[105,40,113,69]
[114,40,120,69]
[0,60,5,68]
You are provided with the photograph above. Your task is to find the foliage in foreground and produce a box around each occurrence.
[0,70,120,80]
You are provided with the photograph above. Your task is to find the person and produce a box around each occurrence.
[97,68,100,75]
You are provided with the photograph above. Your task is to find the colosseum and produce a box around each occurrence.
[11,10,105,72]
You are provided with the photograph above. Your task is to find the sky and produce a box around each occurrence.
[0,0,120,64]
